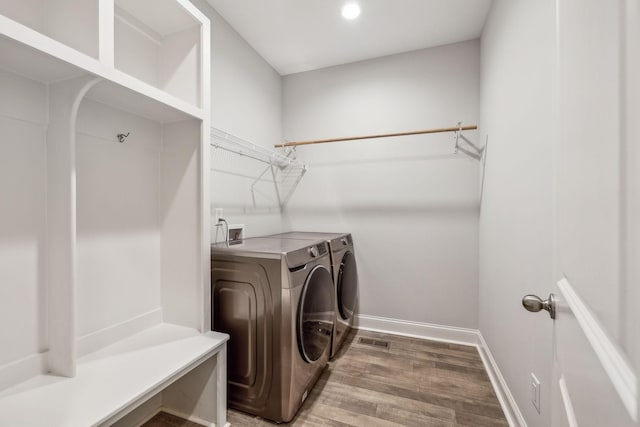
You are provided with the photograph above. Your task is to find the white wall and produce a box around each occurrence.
[75,99,162,338]
[282,41,480,329]
[191,0,285,239]
[479,1,554,426]
[0,70,47,368]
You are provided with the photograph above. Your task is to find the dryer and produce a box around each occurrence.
[211,237,334,422]
[269,232,358,359]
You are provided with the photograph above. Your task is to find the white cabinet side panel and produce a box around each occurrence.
[161,120,201,330]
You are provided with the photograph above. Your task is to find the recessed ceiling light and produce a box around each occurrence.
[342,3,361,20]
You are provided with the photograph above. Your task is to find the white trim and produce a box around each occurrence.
[353,314,526,427]
[558,375,578,427]
[0,352,47,392]
[557,277,638,421]
[76,308,163,357]
[476,332,527,427]
[353,314,479,347]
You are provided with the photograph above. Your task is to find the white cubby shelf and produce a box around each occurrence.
[114,0,204,108]
[0,0,207,122]
[0,0,221,425]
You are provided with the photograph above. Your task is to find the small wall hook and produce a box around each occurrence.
[117,132,130,143]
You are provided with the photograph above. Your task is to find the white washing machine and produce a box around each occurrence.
[269,232,358,359]
[211,237,334,422]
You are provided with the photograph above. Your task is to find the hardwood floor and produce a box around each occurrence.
[145,329,508,427]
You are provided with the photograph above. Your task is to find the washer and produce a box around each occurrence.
[269,232,358,359]
[211,237,334,423]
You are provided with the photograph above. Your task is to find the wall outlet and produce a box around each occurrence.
[531,373,541,413]
[228,224,245,245]
[214,208,223,223]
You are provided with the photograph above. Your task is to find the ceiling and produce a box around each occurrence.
[206,0,493,76]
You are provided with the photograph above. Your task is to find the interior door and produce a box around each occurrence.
[550,0,639,426]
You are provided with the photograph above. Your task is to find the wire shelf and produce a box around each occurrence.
[210,127,307,209]
[211,127,305,170]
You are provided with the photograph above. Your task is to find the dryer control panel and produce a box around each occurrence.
[286,242,329,268]
[330,234,352,252]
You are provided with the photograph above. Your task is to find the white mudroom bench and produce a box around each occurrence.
[0,324,228,427]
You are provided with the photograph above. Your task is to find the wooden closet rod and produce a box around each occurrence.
[275,124,477,148]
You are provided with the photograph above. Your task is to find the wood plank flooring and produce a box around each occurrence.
[145,329,508,427]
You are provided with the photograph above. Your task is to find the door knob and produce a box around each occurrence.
[522,294,556,319]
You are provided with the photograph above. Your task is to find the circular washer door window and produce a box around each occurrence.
[337,251,358,320]
[297,265,335,363]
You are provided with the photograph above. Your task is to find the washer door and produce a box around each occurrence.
[337,251,358,320]
[297,265,334,363]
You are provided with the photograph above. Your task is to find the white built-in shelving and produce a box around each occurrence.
[0,0,205,121]
[0,0,225,425]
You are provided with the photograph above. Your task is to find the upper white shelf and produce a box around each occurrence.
[114,0,205,108]
[0,324,228,426]
[0,0,207,123]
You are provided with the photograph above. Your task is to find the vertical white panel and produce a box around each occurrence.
[99,0,115,66]
[622,0,640,377]
[46,76,101,377]
[161,120,201,329]
[199,12,211,333]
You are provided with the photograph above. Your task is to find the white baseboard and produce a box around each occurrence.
[353,314,525,427]
[76,308,163,357]
[476,332,527,427]
[353,314,479,347]
[0,351,47,391]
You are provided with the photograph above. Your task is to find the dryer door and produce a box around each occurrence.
[297,265,334,363]
[337,251,358,321]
